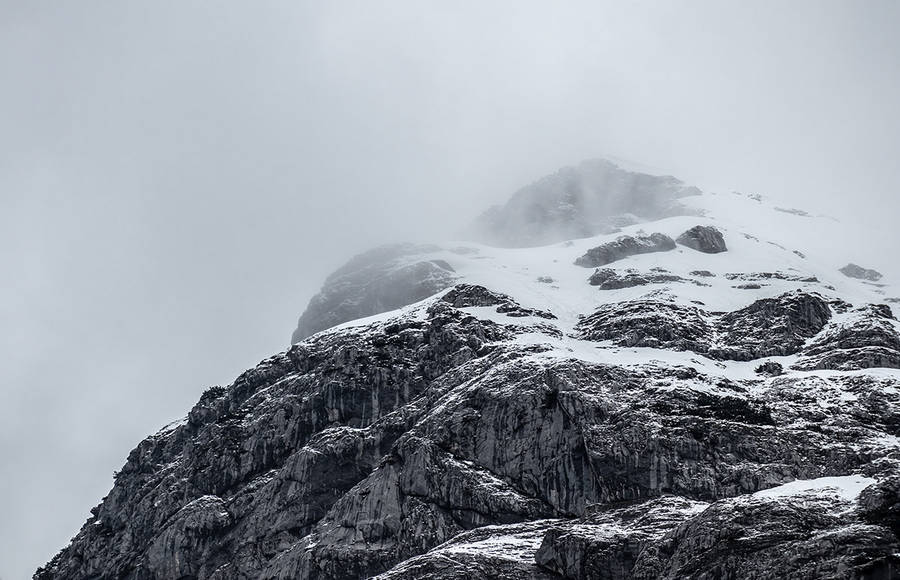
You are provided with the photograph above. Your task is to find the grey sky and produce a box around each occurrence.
[2,1,899,577]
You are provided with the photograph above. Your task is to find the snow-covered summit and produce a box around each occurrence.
[300,177,897,352]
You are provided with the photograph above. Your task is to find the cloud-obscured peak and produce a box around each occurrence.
[464,158,701,247]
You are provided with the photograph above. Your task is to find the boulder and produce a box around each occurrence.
[574,233,676,268]
[841,263,884,282]
[676,225,727,253]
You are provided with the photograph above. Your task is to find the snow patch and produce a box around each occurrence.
[753,475,875,503]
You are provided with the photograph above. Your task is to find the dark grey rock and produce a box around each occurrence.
[676,225,727,253]
[441,283,510,308]
[576,300,713,352]
[841,263,884,282]
[442,284,556,319]
[588,268,685,289]
[690,270,716,277]
[574,233,676,268]
[577,291,832,362]
[535,496,706,579]
[726,271,819,283]
[291,243,457,342]
[465,159,701,247]
[633,489,900,579]
[377,521,559,579]
[38,301,515,580]
[714,291,832,360]
[755,361,784,376]
[36,303,900,579]
[860,475,900,536]
[793,304,900,371]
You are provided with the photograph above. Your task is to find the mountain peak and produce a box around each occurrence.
[464,158,702,247]
[38,160,900,580]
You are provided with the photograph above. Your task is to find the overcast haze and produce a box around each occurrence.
[2,1,900,577]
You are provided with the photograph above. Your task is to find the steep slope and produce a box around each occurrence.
[38,164,900,580]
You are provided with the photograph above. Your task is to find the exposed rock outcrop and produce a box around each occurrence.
[676,225,727,253]
[725,271,819,283]
[576,300,712,352]
[714,291,832,360]
[860,475,900,536]
[588,268,687,290]
[291,243,457,342]
[841,263,884,282]
[576,291,832,361]
[755,361,784,376]
[377,521,559,579]
[441,284,556,319]
[534,496,707,579]
[793,304,900,371]
[634,485,900,579]
[574,233,676,268]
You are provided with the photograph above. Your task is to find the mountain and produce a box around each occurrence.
[38,160,900,579]
[464,158,702,247]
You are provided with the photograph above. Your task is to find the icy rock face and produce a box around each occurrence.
[794,304,900,371]
[467,159,700,247]
[575,291,832,361]
[533,496,708,579]
[291,243,457,342]
[38,302,900,579]
[860,475,900,536]
[632,486,899,579]
[39,162,900,580]
[676,225,727,253]
[574,233,676,268]
[842,263,884,282]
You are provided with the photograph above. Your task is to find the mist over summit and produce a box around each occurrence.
[465,159,702,247]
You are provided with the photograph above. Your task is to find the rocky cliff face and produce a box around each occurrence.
[38,165,900,580]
